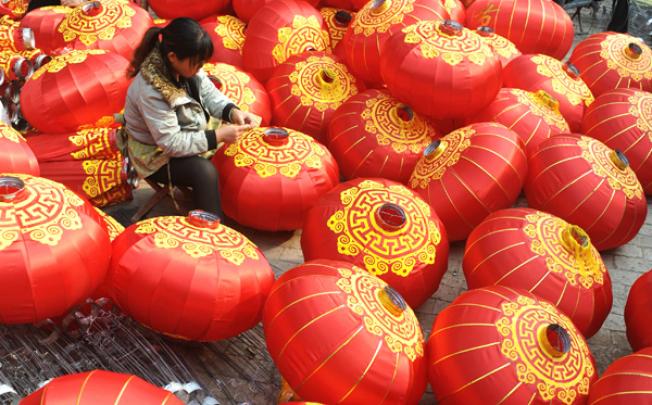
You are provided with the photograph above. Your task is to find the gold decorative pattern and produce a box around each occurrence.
[93,207,124,241]
[361,93,433,154]
[600,34,652,81]
[409,126,474,189]
[81,159,124,199]
[327,180,441,277]
[57,1,136,46]
[474,3,499,26]
[495,295,595,404]
[0,124,23,143]
[288,55,358,112]
[353,0,414,36]
[134,216,259,263]
[531,55,594,107]
[335,266,424,361]
[203,63,257,113]
[272,15,330,65]
[577,136,643,199]
[628,91,652,140]
[2,0,27,17]
[512,89,570,131]
[214,15,245,52]
[523,211,605,289]
[223,127,327,178]
[0,174,85,251]
[320,7,351,48]
[30,49,106,80]
[68,128,115,160]
[480,32,520,60]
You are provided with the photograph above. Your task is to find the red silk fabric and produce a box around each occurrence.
[625,270,652,351]
[0,123,39,175]
[200,15,245,67]
[588,348,652,404]
[26,127,120,161]
[320,7,355,50]
[475,28,521,68]
[19,6,70,53]
[148,0,229,20]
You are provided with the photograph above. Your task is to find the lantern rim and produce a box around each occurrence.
[0,176,26,202]
[440,20,463,36]
[375,202,407,231]
[263,127,290,145]
[187,210,221,229]
[81,1,103,16]
[424,139,445,160]
[13,57,32,80]
[395,104,414,122]
[609,149,630,170]
[563,62,580,79]
[625,42,643,59]
[538,324,572,358]
[334,10,353,27]
[561,224,591,251]
[377,285,407,317]
[476,26,495,37]
[20,28,35,51]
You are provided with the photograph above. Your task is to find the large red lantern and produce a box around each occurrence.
[525,135,647,251]
[110,211,274,341]
[381,20,502,121]
[267,52,361,141]
[0,174,110,324]
[26,127,120,162]
[203,63,272,126]
[301,178,449,308]
[468,88,569,156]
[263,259,427,404]
[464,208,612,338]
[342,0,448,85]
[465,0,574,59]
[502,54,594,132]
[19,6,70,53]
[475,26,520,68]
[625,270,652,351]
[243,0,331,82]
[428,286,597,404]
[148,0,229,20]
[409,123,527,241]
[20,370,183,405]
[582,89,652,195]
[587,348,652,404]
[320,7,354,50]
[213,127,339,231]
[0,123,39,175]
[326,89,437,182]
[21,49,130,134]
[569,33,652,97]
[201,15,245,67]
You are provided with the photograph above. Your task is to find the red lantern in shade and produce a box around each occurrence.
[243,0,331,82]
[26,127,120,162]
[428,286,597,404]
[266,52,361,141]
[19,6,70,53]
[465,0,574,59]
[0,174,110,324]
[464,208,612,338]
[326,89,438,182]
[525,134,647,251]
[502,54,594,132]
[468,88,569,156]
[587,348,652,404]
[625,270,652,351]
[301,178,449,308]
[263,260,427,404]
[109,211,274,341]
[201,15,245,67]
[342,0,448,85]
[203,63,272,126]
[21,50,130,134]
[381,20,502,121]
[475,26,520,68]
[582,89,652,195]
[409,123,527,241]
[20,370,183,405]
[569,33,652,97]
[148,0,229,20]
[320,7,355,49]
[213,127,339,231]
[0,124,39,175]
[0,0,27,20]
[93,207,123,241]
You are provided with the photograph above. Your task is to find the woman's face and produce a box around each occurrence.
[167,52,203,78]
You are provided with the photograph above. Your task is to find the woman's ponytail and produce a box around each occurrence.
[129,26,163,77]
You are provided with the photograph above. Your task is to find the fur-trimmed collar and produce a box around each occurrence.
[140,48,189,107]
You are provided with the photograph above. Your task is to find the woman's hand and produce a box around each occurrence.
[229,109,261,127]
[216,124,252,144]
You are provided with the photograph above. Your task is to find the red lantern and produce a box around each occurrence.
[0,174,110,324]
[20,370,183,405]
[94,207,123,241]
[464,208,612,338]
[232,0,274,22]
[203,63,272,126]
[475,26,520,68]
[213,127,339,231]
[468,88,569,156]
[465,0,574,59]
[588,348,652,404]
[19,6,70,53]
[110,211,274,341]
[428,286,597,404]
[320,7,355,49]
[569,33,652,97]
[267,51,361,141]
[21,50,130,134]
[26,127,120,162]
[502,54,594,132]
[381,20,502,121]
[443,0,465,22]
[201,15,245,67]
[243,0,331,82]
[326,89,437,182]
[625,270,652,351]
[0,123,39,175]
[263,259,427,404]
[0,49,32,81]
[525,134,647,251]
[582,89,652,195]
[409,123,527,241]
[148,0,229,20]
[301,178,449,308]
[0,0,27,20]
[342,0,448,85]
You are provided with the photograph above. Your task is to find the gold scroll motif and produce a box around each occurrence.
[203,63,257,113]
[531,55,594,107]
[272,15,330,64]
[31,49,106,80]
[353,0,414,36]
[600,34,652,81]
[214,15,245,52]
[58,0,136,45]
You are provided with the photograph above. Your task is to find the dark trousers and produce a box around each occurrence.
[608,0,629,32]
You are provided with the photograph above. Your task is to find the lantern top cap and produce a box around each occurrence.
[370,0,391,13]
[424,139,446,160]
[263,127,289,145]
[564,62,580,78]
[610,149,630,171]
[626,42,643,59]
[0,176,25,203]
[187,210,221,229]
[375,202,407,231]
[562,224,591,251]
[334,10,353,27]
[20,28,35,51]
[539,324,572,358]
[81,1,103,16]
[440,20,463,36]
[396,104,414,122]
[476,26,494,37]
[378,285,407,317]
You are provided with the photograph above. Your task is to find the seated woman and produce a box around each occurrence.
[124,18,257,219]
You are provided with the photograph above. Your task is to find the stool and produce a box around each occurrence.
[130,178,193,223]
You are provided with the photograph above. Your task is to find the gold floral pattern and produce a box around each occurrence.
[214,15,245,52]
[480,32,520,60]
[57,1,136,46]
[531,55,594,107]
[600,34,652,81]
[272,15,330,64]
[93,207,124,241]
[203,63,257,113]
[68,127,115,160]
[81,159,124,199]
[30,49,106,80]
[0,124,24,143]
[353,0,414,36]
[628,91,652,140]
[512,89,570,131]
[320,7,353,48]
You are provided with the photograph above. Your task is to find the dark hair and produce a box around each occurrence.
[129,18,214,77]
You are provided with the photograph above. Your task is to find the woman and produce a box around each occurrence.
[124,18,257,218]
